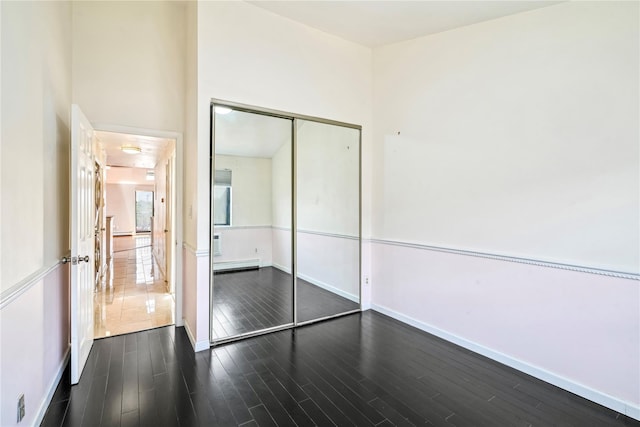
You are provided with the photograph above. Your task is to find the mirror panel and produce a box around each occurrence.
[211,108,293,341]
[296,119,360,323]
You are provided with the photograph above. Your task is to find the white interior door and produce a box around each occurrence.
[70,104,95,385]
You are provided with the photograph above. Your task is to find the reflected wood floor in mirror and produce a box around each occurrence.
[42,312,639,427]
[213,267,359,339]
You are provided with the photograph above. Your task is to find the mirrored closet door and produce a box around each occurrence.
[211,101,361,344]
[295,119,360,323]
[211,107,294,341]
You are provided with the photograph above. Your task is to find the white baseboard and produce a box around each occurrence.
[371,304,640,421]
[272,262,291,274]
[34,346,70,427]
[297,273,359,303]
[183,320,210,352]
[271,264,359,303]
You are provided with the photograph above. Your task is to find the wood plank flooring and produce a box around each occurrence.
[212,267,358,339]
[42,311,639,426]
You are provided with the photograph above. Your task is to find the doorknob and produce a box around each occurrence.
[164,229,168,233]
[62,255,89,265]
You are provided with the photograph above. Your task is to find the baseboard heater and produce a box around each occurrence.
[213,258,261,274]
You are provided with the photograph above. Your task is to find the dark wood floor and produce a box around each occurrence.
[213,267,359,339]
[42,311,639,427]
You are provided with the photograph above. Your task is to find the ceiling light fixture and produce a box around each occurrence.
[121,145,141,154]
[214,106,232,115]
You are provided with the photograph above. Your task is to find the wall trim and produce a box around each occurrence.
[0,260,63,309]
[182,323,209,353]
[298,228,359,241]
[34,346,70,427]
[183,242,209,258]
[371,304,640,421]
[370,238,639,281]
[272,225,359,241]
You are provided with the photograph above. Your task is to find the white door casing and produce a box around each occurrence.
[154,160,167,280]
[70,104,95,385]
[166,159,173,292]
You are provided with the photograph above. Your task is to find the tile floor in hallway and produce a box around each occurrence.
[94,235,175,338]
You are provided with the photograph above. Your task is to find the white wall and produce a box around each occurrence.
[213,155,273,266]
[271,138,292,270]
[297,233,360,301]
[296,120,359,236]
[215,155,272,227]
[271,128,362,300]
[184,1,373,346]
[72,1,185,133]
[373,2,638,274]
[0,1,72,425]
[105,183,154,235]
[372,1,639,416]
[72,0,187,332]
[295,120,360,299]
[1,1,71,292]
[181,0,202,349]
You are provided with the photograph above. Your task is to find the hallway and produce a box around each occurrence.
[94,235,175,338]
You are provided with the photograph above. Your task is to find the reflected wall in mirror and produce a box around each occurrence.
[296,120,360,322]
[212,108,293,340]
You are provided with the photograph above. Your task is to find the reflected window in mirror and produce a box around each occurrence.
[213,169,232,226]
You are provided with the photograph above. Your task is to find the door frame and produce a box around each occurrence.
[92,122,184,327]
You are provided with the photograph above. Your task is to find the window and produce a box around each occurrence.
[135,190,154,232]
[214,169,232,226]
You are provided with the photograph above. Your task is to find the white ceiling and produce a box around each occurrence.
[248,1,561,47]
[215,109,292,158]
[96,130,174,169]
[106,2,563,160]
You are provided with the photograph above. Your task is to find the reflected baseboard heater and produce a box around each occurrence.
[213,258,261,273]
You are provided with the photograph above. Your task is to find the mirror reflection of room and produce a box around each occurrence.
[212,106,361,342]
[296,119,360,322]
[212,109,294,340]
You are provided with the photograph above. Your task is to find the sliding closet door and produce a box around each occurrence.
[211,106,293,341]
[295,119,361,323]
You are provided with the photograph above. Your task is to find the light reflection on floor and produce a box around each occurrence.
[94,235,175,338]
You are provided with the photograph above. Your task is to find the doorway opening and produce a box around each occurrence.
[93,130,178,338]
